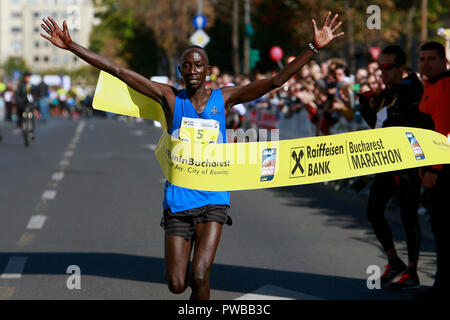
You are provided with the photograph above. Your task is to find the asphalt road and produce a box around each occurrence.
[0,116,437,300]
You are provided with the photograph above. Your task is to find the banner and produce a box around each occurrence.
[93,71,450,191]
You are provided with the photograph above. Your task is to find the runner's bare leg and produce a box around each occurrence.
[165,234,193,294]
[189,222,223,300]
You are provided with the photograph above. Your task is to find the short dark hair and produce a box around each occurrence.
[334,64,349,76]
[181,45,209,64]
[420,41,446,59]
[382,45,406,66]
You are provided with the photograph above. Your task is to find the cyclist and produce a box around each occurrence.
[15,72,36,146]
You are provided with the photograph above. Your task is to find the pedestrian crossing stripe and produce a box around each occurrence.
[93,71,450,191]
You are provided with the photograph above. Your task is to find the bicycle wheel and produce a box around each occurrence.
[22,110,31,147]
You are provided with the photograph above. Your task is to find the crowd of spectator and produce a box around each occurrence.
[0,75,94,127]
[0,57,420,136]
[202,58,395,137]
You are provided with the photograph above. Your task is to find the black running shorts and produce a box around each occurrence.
[160,205,232,240]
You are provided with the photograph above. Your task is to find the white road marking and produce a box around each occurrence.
[75,121,86,133]
[1,257,28,279]
[26,215,48,230]
[52,172,64,181]
[64,151,74,158]
[59,159,70,167]
[66,120,85,150]
[141,144,157,151]
[234,285,323,300]
[41,190,57,200]
[133,130,145,136]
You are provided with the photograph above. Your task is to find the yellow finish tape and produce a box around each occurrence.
[93,71,450,191]
[93,71,167,129]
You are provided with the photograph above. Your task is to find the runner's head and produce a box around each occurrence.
[179,46,210,90]
[378,45,406,87]
[23,72,31,83]
[419,41,447,80]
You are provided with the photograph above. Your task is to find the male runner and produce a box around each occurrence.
[415,41,449,300]
[41,12,343,300]
[359,45,434,290]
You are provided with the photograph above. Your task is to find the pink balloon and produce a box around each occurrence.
[270,46,284,62]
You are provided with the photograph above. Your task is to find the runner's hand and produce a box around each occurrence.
[312,12,344,49]
[40,17,72,50]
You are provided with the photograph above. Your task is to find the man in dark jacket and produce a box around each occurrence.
[359,45,434,290]
[34,76,50,123]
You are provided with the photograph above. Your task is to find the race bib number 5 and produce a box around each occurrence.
[179,117,220,144]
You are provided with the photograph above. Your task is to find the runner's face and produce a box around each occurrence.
[181,50,209,90]
[419,50,446,80]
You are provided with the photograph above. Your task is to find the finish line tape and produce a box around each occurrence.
[93,71,450,191]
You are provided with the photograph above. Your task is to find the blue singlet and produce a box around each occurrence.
[163,88,230,213]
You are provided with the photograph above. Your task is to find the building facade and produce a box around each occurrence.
[0,0,95,72]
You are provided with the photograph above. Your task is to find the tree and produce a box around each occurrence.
[89,0,450,77]
[207,0,245,74]
[131,0,220,79]
[91,0,217,79]
[90,0,159,77]
[1,57,30,77]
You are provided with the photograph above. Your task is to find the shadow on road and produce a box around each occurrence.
[269,182,435,248]
[267,182,437,282]
[0,252,425,300]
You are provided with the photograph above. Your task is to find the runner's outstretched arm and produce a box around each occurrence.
[40,17,175,109]
[222,11,344,108]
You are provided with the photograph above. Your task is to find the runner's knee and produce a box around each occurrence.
[190,265,210,288]
[167,275,188,294]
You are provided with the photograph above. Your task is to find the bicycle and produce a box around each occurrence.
[22,103,35,147]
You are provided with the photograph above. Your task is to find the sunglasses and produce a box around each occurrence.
[378,63,398,71]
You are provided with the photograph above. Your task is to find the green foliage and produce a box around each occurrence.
[89,1,159,76]
[90,1,137,54]
[89,0,450,76]
[426,0,450,33]
[1,57,31,76]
